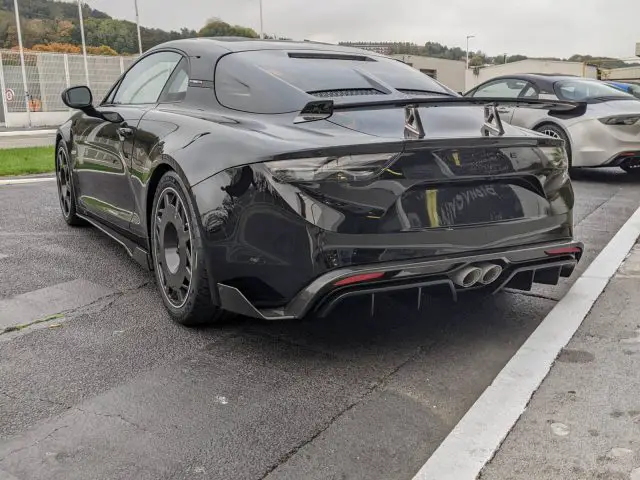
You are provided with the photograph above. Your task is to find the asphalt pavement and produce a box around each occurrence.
[1,169,639,480]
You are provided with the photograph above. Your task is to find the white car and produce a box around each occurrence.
[465,74,640,173]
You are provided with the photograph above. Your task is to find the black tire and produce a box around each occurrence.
[55,141,85,226]
[534,123,573,169]
[150,170,233,326]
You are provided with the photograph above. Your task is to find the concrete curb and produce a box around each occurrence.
[0,129,57,137]
[0,175,56,186]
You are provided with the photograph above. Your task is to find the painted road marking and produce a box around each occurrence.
[0,279,115,332]
[412,204,640,480]
[0,176,55,186]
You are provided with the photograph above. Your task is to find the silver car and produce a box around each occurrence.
[465,74,640,173]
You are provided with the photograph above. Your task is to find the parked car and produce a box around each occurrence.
[465,74,640,173]
[56,38,583,326]
[605,81,640,99]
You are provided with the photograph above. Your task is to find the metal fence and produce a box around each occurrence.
[0,50,138,122]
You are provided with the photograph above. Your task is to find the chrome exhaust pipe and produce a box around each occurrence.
[451,266,483,288]
[478,263,503,285]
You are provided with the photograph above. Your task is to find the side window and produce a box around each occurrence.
[520,85,539,99]
[113,51,182,105]
[472,79,530,98]
[159,58,189,103]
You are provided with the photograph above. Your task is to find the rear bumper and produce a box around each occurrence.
[216,239,583,320]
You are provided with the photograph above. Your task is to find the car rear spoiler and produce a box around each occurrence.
[294,97,587,138]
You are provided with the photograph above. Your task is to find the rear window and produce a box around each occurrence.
[554,79,633,101]
[214,49,453,114]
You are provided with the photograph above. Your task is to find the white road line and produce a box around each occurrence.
[0,130,56,137]
[0,176,55,186]
[412,204,640,480]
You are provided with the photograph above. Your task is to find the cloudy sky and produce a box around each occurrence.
[85,0,639,59]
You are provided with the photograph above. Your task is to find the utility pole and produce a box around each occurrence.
[13,0,31,126]
[466,35,475,69]
[77,0,90,86]
[134,0,143,54]
[259,0,264,39]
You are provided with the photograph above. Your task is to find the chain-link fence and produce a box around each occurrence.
[0,50,138,124]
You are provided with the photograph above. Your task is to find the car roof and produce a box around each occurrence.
[148,37,382,59]
[479,73,593,91]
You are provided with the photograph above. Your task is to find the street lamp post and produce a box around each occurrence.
[12,0,31,126]
[466,35,475,69]
[134,0,143,54]
[77,0,90,86]
[259,0,264,39]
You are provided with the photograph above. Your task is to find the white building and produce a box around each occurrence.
[606,66,640,82]
[390,54,466,92]
[465,59,598,92]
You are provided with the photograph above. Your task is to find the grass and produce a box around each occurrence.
[0,146,55,176]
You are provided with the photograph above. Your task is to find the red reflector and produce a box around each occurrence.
[545,247,582,256]
[334,272,385,287]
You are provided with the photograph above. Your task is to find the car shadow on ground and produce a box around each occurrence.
[571,167,640,184]
[209,288,554,369]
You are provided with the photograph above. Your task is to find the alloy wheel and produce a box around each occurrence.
[540,128,562,140]
[56,147,72,217]
[154,187,194,309]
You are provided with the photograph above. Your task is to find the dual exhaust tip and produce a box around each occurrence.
[451,263,503,288]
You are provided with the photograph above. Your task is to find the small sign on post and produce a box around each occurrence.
[4,88,14,102]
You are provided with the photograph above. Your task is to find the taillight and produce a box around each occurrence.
[265,152,400,182]
[599,115,640,126]
[545,246,582,256]
[334,272,385,287]
[538,145,568,170]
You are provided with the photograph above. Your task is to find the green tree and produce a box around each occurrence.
[198,19,258,38]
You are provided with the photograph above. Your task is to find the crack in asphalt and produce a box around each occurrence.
[0,389,71,410]
[0,282,152,337]
[73,407,148,433]
[256,344,430,480]
[0,425,69,463]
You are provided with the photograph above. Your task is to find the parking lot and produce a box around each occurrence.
[1,169,640,480]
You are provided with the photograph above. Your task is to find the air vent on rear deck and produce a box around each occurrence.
[398,89,437,96]
[310,88,385,98]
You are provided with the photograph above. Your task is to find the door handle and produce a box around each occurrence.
[496,107,511,114]
[117,127,133,139]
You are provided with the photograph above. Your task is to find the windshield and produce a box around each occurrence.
[554,79,635,101]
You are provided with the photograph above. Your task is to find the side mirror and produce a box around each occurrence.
[61,86,124,123]
[62,86,93,110]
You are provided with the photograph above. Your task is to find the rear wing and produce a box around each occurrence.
[294,97,587,139]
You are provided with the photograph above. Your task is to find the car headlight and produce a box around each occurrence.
[599,115,640,126]
[264,152,401,182]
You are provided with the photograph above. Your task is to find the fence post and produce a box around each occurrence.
[0,52,9,126]
[120,56,124,74]
[63,54,71,88]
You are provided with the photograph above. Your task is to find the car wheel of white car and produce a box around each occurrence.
[535,124,572,169]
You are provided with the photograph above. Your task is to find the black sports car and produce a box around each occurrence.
[56,38,584,326]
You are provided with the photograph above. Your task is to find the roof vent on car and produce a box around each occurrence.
[288,52,376,62]
[310,88,385,98]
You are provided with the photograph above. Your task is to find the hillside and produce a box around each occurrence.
[339,41,640,69]
[0,0,259,54]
